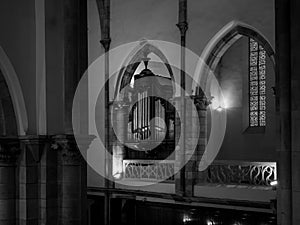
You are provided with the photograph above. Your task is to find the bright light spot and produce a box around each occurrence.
[210,95,227,111]
[270,180,278,186]
[216,106,224,112]
[112,145,123,179]
[206,219,214,225]
[233,222,242,225]
[113,172,122,179]
[183,215,191,223]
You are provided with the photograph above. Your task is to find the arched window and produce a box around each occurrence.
[249,38,266,127]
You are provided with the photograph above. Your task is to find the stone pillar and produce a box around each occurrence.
[18,137,45,225]
[45,0,87,134]
[174,92,209,197]
[112,102,128,179]
[96,0,112,223]
[174,97,185,196]
[193,93,210,184]
[52,135,86,225]
[175,0,188,197]
[184,97,199,196]
[275,0,292,224]
[290,0,300,224]
[38,137,58,225]
[63,0,87,133]
[0,141,19,225]
[183,94,209,196]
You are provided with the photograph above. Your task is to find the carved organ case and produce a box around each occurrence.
[125,60,175,160]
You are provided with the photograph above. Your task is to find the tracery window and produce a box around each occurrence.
[249,38,266,127]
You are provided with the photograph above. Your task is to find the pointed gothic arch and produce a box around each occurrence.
[0,46,28,135]
[114,40,175,100]
[193,21,275,93]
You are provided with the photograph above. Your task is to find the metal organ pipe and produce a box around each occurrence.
[143,92,145,139]
[138,92,140,140]
[134,98,137,140]
[130,89,169,142]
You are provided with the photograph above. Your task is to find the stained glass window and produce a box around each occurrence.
[249,38,266,127]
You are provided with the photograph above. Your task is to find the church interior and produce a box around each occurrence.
[0,0,299,224]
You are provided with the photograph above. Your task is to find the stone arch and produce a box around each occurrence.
[193,20,275,93]
[0,46,28,135]
[114,40,175,100]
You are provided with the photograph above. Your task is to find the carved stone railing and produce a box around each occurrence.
[123,160,174,181]
[206,161,277,187]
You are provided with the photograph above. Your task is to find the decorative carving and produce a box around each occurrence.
[0,141,20,164]
[123,160,174,181]
[192,95,211,110]
[51,135,82,165]
[51,135,95,165]
[206,161,277,186]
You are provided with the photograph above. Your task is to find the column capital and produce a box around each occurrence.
[19,135,49,163]
[51,135,81,165]
[0,139,20,164]
[112,101,130,111]
[176,21,188,37]
[100,38,111,51]
[51,134,95,165]
[191,94,211,110]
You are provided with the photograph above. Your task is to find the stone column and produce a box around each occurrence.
[193,93,210,184]
[63,0,87,133]
[275,0,292,224]
[18,137,45,225]
[38,137,58,225]
[95,1,112,224]
[111,102,128,179]
[183,94,209,196]
[184,97,199,196]
[290,0,300,224]
[0,141,19,225]
[174,97,185,196]
[175,0,188,197]
[52,135,86,225]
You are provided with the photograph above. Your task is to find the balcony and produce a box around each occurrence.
[194,160,277,204]
[122,159,175,182]
[117,159,277,204]
[205,160,277,187]
[121,159,277,186]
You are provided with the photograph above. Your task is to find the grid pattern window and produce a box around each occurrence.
[249,38,266,127]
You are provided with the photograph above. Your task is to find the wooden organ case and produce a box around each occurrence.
[124,60,176,160]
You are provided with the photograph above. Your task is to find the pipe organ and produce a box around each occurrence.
[130,93,167,141]
[124,60,175,159]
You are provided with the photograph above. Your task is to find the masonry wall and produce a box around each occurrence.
[0,0,36,134]
[214,37,276,161]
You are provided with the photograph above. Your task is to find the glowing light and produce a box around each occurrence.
[112,145,123,180]
[206,219,215,225]
[183,215,191,223]
[233,222,242,225]
[216,106,224,112]
[210,94,227,111]
[113,172,122,179]
[270,180,278,186]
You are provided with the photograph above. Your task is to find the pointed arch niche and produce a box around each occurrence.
[0,46,28,136]
[194,21,277,161]
[193,21,275,94]
[114,40,175,101]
